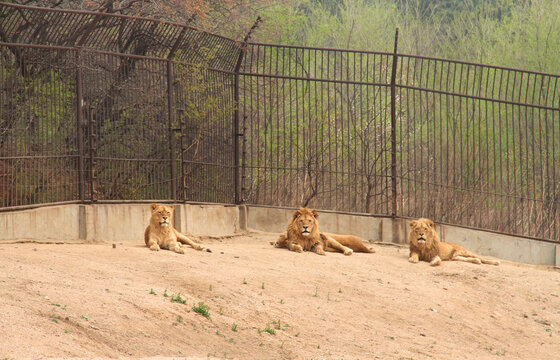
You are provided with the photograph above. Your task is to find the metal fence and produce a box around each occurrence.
[0,2,240,208]
[1,3,559,242]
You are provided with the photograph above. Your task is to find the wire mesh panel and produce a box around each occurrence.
[0,45,79,207]
[174,63,236,203]
[79,51,172,201]
[240,44,394,215]
[395,55,560,241]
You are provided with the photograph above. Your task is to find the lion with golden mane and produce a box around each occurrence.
[408,218,499,266]
[273,207,375,256]
[144,204,204,254]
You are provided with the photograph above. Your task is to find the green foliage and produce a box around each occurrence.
[192,302,211,318]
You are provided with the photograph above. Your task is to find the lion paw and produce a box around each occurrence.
[343,248,353,256]
[293,245,303,253]
[173,246,185,254]
[408,257,418,263]
[149,244,160,251]
[429,256,442,266]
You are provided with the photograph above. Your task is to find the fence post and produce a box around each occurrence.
[390,28,399,217]
[234,17,261,205]
[167,60,177,201]
[233,50,244,205]
[75,49,85,202]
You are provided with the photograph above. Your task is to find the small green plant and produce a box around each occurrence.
[163,289,169,297]
[313,286,319,297]
[295,332,300,337]
[192,302,210,318]
[218,307,224,315]
[261,282,265,289]
[242,278,248,285]
[64,329,70,334]
[80,315,90,321]
[264,324,276,335]
[149,289,157,295]
[275,319,281,330]
[209,284,213,291]
[338,288,342,293]
[176,315,183,323]
[170,293,187,304]
[49,318,59,323]
[231,323,238,332]
[279,299,284,304]
[216,330,225,338]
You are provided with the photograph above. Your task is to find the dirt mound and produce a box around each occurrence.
[1,232,559,359]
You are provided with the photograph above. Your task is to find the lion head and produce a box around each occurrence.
[409,217,439,251]
[288,207,320,238]
[150,203,174,228]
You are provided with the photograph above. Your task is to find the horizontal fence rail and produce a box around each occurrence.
[0,3,559,242]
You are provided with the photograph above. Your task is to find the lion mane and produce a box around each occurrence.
[408,218,499,266]
[273,207,375,256]
[144,204,204,254]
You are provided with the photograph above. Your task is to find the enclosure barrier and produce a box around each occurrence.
[1,2,559,242]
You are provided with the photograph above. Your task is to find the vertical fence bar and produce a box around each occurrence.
[390,28,399,217]
[167,60,177,201]
[234,17,261,204]
[75,49,85,202]
[88,105,97,202]
[234,51,244,204]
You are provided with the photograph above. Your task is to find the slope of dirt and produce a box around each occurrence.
[1,231,559,360]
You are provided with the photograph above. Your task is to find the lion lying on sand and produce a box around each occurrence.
[272,207,375,256]
[144,204,204,254]
[409,218,499,266]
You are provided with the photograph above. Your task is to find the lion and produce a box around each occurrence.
[272,207,375,256]
[408,218,500,266]
[144,204,204,254]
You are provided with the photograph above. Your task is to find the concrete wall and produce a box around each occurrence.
[0,203,558,266]
[0,203,243,244]
[0,205,81,243]
[246,206,408,244]
[439,225,559,266]
[246,206,559,266]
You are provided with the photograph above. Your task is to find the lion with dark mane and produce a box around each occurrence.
[273,207,375,256]
[408,218,499,266]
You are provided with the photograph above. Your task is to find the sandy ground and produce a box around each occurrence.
[1,231,559,360]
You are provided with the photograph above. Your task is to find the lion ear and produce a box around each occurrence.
[169,205,174,211]
[312,210,319,218]
[410,220,418,228]
[426,219,435,228]
[292,209,301,221]
[150,203,158,211]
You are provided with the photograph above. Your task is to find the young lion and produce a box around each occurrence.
[408,218,500,266]
[273,207,375,255]
[144,204,204,254]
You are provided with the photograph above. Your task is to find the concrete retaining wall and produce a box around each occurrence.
[0,203,243,244]
[0,203,558,266]
[246,206,559,266]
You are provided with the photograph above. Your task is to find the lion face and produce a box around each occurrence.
[290,208,319,237]
[150,203,174,227]
[409,218,436,249]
